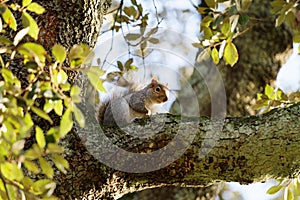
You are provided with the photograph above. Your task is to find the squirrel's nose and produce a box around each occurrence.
[163,96,168,102]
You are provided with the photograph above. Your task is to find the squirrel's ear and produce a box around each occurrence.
[151,77,158,84]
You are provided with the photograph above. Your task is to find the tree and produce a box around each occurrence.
[0,0,299,199]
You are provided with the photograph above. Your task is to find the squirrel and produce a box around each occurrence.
[98,77,169,126]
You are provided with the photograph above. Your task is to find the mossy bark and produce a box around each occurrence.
[57,97,300,199]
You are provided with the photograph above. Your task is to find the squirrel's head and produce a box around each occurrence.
[148,77,168,103]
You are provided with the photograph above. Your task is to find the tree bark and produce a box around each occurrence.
[54,79,300,199]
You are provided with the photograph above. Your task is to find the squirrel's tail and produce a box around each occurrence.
[97,102,109,124]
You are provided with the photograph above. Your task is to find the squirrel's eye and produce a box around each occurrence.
[155,87,161,92]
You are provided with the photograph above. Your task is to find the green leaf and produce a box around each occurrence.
[204,0,216,9]
[39,157,54,178]
[59,108,73,137]
[221,17,231,35]
[57,69,68,84]
[284,188,294,200]
[87,71,106,92]
[211,47,219,64]
[239,14,249,26]
[271,0,286,14]
[125,33,141,41]
[293,32,300,43]
[22,0,32,7]
[0,36,12,45]
[70,85,81,103]
[241,0,252,11]
[21,11,39,40]
[223,42,239,67]
[31,106,53,124]
[267,185,283,194]
[24,160,40,174]
[44,100,55,113]
[51,154,69,174]
[275,13,286,27]
[26,3,45,14]
[36,126,46,149]
[33,179,56,196]
[117,61,123,71]
[46,143,64,154]
[52,44,66,63]
[202,27,213,39]
[19,42,46,64]
[73,105,85,127]
[265,84,274,99]
[2,7,17,31]
[0,162,24,181]
[24,144,42,160]
[54,100,63,116]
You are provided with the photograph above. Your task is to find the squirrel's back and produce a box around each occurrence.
[98,77,168,126]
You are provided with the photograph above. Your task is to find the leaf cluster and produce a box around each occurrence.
[0,1,106,199]
[267,178,300,200]
[253,84,300,113]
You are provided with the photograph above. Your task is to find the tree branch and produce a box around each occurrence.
[55,98,300,199]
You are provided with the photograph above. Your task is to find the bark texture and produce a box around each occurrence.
[55,75,300,199]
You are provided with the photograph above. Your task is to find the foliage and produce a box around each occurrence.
[253,84,300,113]
[0,1,105,199]
[192,0,300,66]
[267,178,300,200]
[107,0,161,68]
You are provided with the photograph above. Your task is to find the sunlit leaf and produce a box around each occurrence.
[46,143,64,154]
[87,72,106,92]
[39,157,54,178]
[52,44,66,63]
[26,2,45,14]
[0,162,24,181]
[211,47,219,64]
[22,0,32,7]
[275,13,285,27]
[204,0,216,9]
[265,84,274,99]
[59,108,73,137]
[221,17,231,35]
[24,160,40,174]
[284,188,294,200]
[13,27,29,46]
[36,126,46,149]
[21,12,39,40]
[54,100,63,116]
[51,154,69,174]
[267,185,283,194]
[2,7,17,30]
[31,106,53,124]
[223,42,238,67]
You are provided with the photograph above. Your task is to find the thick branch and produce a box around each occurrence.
[56,100,300,199]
